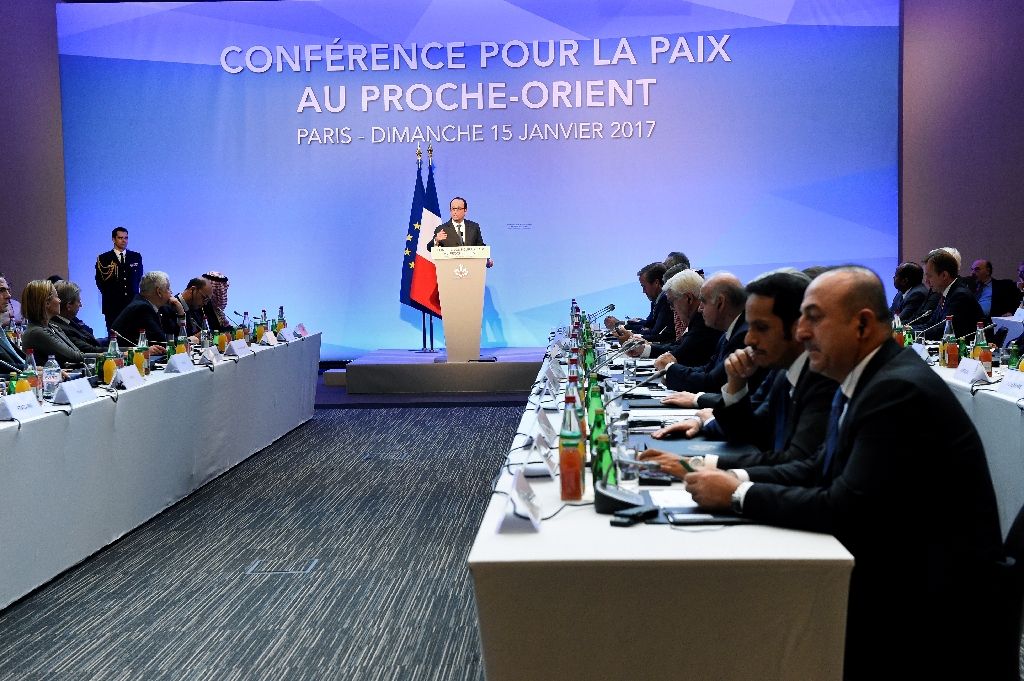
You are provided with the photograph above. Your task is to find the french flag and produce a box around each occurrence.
[399,156,442,317]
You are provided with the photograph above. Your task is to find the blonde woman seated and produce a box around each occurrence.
[20,279,89,368]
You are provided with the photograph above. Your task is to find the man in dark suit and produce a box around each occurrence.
[605,262,674,344]
[95,226,144,330]
[971,258,1023,318]
[679,267,1003,680]
[647,269,836,465]
[0,272,27,371]
[629,268,721,364]
[428,196,493,268]
[916,248,983,340]
[889,261,933,324]
[110,271,170,354]
[159,277,216,338]
[661,272,768,402]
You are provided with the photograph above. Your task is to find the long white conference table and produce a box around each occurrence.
[938,365,1024,539]
[468,359,855,681]
[0,332,320,610]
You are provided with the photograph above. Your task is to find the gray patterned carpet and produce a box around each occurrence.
[0,407,522,680]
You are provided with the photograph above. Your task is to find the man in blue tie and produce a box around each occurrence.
[645,268,837,469]
[676,266,1003,680]
[0,272,27,371]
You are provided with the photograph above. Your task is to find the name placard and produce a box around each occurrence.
[225,339,250,356]
[495,468,542,533]
[998,370,1024,400]
[293,323,310,338]
[534,407,558,445]
[199,346,221,365]
[0,391,44,420]
[52,377,97,406]
[114,364,147,388]
[260,330,279,346]
[531,437,560,477]
[164,354,197,374]
[544,361,564,389]
[952,358,991,386]
[912,343,929,360]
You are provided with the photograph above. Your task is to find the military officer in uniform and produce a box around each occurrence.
[95,226,144,331]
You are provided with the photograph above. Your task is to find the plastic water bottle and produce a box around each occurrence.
[42,354,61,400]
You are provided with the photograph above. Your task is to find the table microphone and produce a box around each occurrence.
[586,304,615,323]
[603,368,669,406]
[591,337,644,373]
[956,323,994,341]
[901,309,934,327]
[0,357,21,373]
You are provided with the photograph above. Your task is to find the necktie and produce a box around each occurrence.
[119,252,124,266]
[0,329,26,370]
[821,388,848,477]
[771,372,792,452]
[455,223,464,242]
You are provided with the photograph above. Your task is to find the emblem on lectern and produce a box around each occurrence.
[454,264,469,279]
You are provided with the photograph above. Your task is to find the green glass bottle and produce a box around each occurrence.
[1008,343,1020,370]
[594,434,617,486]
[587,373,602,429]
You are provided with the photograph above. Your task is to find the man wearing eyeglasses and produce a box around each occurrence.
[429,196,493,268]
[160,277,215,338]
[0,273,28,370]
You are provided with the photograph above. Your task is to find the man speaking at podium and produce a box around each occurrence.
[429,196,494,268]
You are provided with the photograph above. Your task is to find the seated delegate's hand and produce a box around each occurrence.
[150,344,166,356]
[435,229,448,243]
[613,325,632,343]
[626,342,646,358]
[604,315,621,330]
[683,470,740,511]
[723,347,757,393]
[653,352,676,371]
[638,448,689,479]
[661,391,698,408]
[652,417,702,440]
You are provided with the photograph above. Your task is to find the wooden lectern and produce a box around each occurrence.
[432,246,490,362]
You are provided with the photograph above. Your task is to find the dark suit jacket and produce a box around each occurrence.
[663,311,766,396]
[634,293,674,344]
[891,283,931,323]
[0,328,27,371]
[21,322,86,368]
[51,315,106,353]
[159,295,211,337]
[648,308,722,366]
[989,278,1023,318]
[919,277,984,340]
[429,219,485,249]
[95,249,143,321]
[111,294,167,347]
[711,359,837,467]
[740,341,1003,678]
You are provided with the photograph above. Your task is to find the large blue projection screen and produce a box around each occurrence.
[57,1,899,357]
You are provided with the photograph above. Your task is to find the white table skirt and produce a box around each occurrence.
[0,333,320,609]
[468,386,854,681]
[938,366,1024,539]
